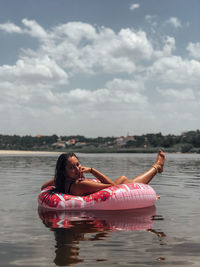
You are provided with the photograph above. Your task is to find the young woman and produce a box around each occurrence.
[41,151,165,196]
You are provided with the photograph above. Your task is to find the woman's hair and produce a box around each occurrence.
[42,153,79,204]
[54,152,79,193]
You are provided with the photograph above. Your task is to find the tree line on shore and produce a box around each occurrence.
[0,130,200,153]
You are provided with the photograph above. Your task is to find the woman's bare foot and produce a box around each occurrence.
[153,150,166,173]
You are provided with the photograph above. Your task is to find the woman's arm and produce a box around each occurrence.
[71,180,112,196]
[41,178,55,190]
[81,167,115,185]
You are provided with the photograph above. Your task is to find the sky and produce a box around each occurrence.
[0,0,200,137]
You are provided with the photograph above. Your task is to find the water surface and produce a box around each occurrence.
[0,152,200,266]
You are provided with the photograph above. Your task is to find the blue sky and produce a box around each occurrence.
[0,0,200,137]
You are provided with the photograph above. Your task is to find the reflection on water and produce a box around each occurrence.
[38,206,162,266]
[38,206,156,231]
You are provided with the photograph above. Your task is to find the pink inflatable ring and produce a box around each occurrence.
[38,182,158,211]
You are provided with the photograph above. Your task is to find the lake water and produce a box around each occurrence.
[0,152,200,266]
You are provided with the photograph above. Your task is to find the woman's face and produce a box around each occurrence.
[65,156,81,179]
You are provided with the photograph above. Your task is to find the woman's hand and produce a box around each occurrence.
[80,166,92,174]
[80,167,115,186]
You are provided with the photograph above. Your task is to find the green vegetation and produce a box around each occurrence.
[1,130,200,153]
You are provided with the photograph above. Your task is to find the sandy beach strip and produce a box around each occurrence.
[0,150,60,155]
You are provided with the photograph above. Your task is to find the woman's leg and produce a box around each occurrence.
[113,150,165,185]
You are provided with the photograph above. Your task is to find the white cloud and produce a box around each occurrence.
[47,78,146,110]
[2,20,153,76]
[52,21,97,44]
[0,55,68,85]
[162,36,176,55]
[0,19,49,39]
[57,24,153,74]
[144,15,158,35]
[0,75,147,117]
[145,15,157,25]
[187,42,200,59]
[0,18,200,136]
[22,18,48,39]
[157,88,195,101]
[149,56,200,85]
[0,74,150,136]
[165,17,182,28]
[130,3,140,11]
[0,22,23,33]
[0,19,155,129]
[154,36,176,58]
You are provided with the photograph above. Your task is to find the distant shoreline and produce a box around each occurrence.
[1,130,200,154]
